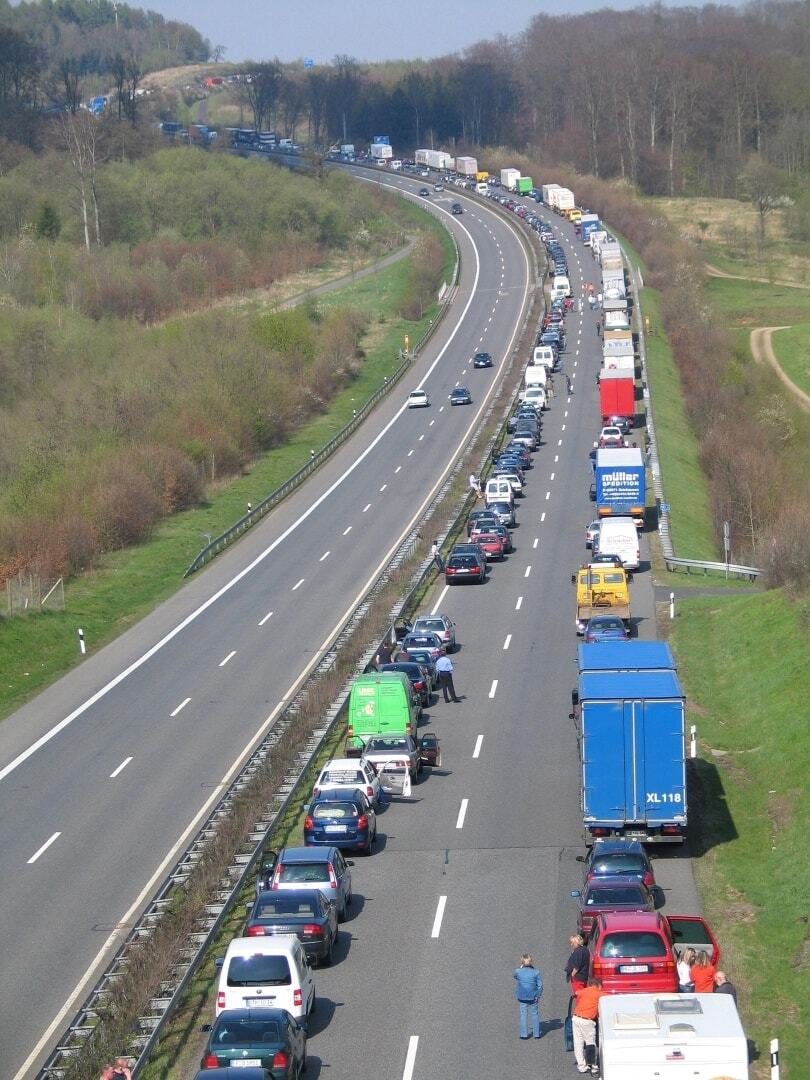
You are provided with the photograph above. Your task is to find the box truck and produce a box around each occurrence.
[580,213,601,242]
[542,183,561,204]
[578,641,676,675]
[598,994,748,1080]
[370,142,393,159]
[516,176,533,194]
[455,156,478,176]
[577,670,687,843]
[501,168,521,191]
[415,148,430,166]
[595,447,645,524]
[554,188,576,212]
[603,329,635,361]
[599,370,636,424]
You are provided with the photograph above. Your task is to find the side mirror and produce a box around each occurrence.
[346,860,355,867]
[200,1023,212,1033]
[571,573,576,584]
[575,855,586,863]
[570,890,582,899]
[214,957,224,969]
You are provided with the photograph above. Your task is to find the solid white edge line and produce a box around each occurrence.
[488,679,498,698]
[472,734,484,758]
[403,1036,419,1080]
[219,650,236,667]
[456,798,469,829]
[431,895,448,938]
[430,584,450,615]
[27,832,61,865]
[170,697,191,717]
[109,756,132,779]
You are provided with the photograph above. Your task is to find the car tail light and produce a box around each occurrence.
[366,785,374,798]
[590,827,608,837]
[327,863,337,888]
[216,991,226,1011]
[357,815,368,829]
[414,681,424,691]
[293,988,303,1007]
[652,958,675,973]
[272,1051,290,1069]
[271,866,282,889]
[246,924,265,936]
[591,959,606,978]
[662,824,682,835]
[642,871,654,887]
[304,815,314,830]
[203,1053,220,1068]
[302,923,324,936]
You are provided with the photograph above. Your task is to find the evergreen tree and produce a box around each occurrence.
[33,200,61,240]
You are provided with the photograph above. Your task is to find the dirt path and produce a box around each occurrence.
[749,326,810,412]
[705,263,810,291]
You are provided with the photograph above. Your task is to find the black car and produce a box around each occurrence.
[400,647,438,689]
[246,887,339,964]
[449,386,472,405]
[200,1009,306,1076]
[418,187,430,196]
[451,202,463,214]
[473,352,493,368]
[581,839,656,888]
[379,661,431,707]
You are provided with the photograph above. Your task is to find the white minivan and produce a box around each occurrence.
[485,477,514,506]
[522,385,547,411]
[532,345,556,369]
[551,274,571,300]
[595,516,640,569]
[216,935,315,1019]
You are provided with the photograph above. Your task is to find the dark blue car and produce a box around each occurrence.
[304,790,377,854]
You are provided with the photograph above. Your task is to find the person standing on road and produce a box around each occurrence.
[566,375,573,395]
[436,653,460,702]
[513,954,543,1040]
[374,638,393,669]
[565,933,590,993]
[572,978,603,1074]
[430,539,444,572]
[714,970,738,1006]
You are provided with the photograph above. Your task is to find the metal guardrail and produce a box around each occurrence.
[184,231,460,577]
[663,556,760,580]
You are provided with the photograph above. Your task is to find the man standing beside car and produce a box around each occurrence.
[572,978,603,1075]
[436,653,460,703]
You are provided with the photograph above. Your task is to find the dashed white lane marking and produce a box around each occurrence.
[407,450,414,457]
[489,679,498,698]
[533,538,539,549]
[503,634,512,650]
[550,472,556,480]
[562,424,566,431]
[394,466,402,474]
[439,405,444,412]
[403,1036,419,1080]
[292,578,305,591]
[258,610,274,626]
[429,419,435,426]
[473,734,484,758]
[564,410,569,418]
[363,503,372,512]
[219,650,236,667]
[171,697,191,716]
[431,895,448,938]
[541,512,546,523]
[320,550,331,562]
[545,491,551,500]
[456,799,469,829]
[27,832,61,865]
[554,455,559,463]
[431,584,450,615]
[343,526,352,536]
[110,756,132,779]
[380,484,387,492]
[524,565,532,578]
[419,434,425,440]
[558,438,563,446]
[515,596,523,610]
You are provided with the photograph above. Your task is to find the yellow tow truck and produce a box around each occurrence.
[573,563,631,635]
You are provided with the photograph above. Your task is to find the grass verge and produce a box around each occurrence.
[672,588,809,1079]
[0,216,455,722]
[766,324,810,398]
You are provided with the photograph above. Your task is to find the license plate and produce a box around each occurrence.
[325,824,347,833]
[246,997,275,1006]
[619,964,651,974]
[231,1061,262,1068]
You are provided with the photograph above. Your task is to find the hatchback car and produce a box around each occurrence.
[268,847,353,921]
[379,661,431,708]
[363,734,422,780]
[492,469,524,496]
[584,615,630,643]
[583,839,655,887]
[467,509,501,536]
[445,552,486,584]
[246,889,338,965]
[418,187,430,196]
[451,202,463,214]
[473,352,493,368]
[400,630,446,660]
[510,429,537,451]
[488,500,516,526]
[312,758,381,806]
[412,614,457,652]
[200,1009,306,1076]
[470,529,505,560]
[304,790,377,854]
[572,876,656,939]
[449,386,472,405]
[407,389,429,408]
[399,647,438,689]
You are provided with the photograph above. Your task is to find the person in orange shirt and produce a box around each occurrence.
[691,950,716,993]
[573,977,603,1075]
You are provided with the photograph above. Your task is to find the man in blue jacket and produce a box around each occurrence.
[513,953,543,1039]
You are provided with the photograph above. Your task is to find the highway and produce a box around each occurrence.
[1,178,534,1078]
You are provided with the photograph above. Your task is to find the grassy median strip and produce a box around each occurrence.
[672,589,809,1076]
[0,220,454,722]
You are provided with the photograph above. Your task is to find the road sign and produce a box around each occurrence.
[304,58,314,68]
[660,503,671,513]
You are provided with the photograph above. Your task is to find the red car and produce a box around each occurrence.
[572,876,656,939]
[589,911,719,994]
[470,529,506,560]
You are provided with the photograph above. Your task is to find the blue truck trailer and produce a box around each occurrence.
[595,447,646,526]
[577,670,687,844]
[578,641,675,673]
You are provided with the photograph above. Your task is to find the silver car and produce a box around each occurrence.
[268,846,353,921]
[412,614,457,652]
[362,735,422,781]
[488,500,516,526]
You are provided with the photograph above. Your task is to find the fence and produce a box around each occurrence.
[5,574,64,615]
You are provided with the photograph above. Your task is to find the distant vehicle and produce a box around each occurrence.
[449,386,472,405]
[407,389,429,408]
[433,182,445,191]
[412,614,456,651]
[445,552,486,584]
[582,839,655,888]
[418,187,430,196]
[473,352,493,368]
[451,202,463,214]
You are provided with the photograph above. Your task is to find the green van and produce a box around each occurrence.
[345,672,419,756]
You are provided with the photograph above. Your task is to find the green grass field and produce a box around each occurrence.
[0,219,455,721]
[771,323,810,396]
[672,589,809,1078]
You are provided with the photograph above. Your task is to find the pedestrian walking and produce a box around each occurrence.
[690,949,716,994]
[430,539,444,572]
[588,293,595,309]
[469,472,482,499]
[564,933,590,993]
[596,292,603,309]
[513,954,543,1040]
[436,653,460,702]
[572,978,603,1074]
[374,638,394,669]
[596,323,601,338]
[677,947,696,992]
[714,970,738,1006]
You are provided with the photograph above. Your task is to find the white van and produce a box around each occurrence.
[216,935,315,1020]
[475,182,488,194]
[551,275,571,300]
[595,516,640,569]
[485,477,514,506]
[604,309,630,332]
[532,345,556,369]
[522,385,547,410]
[390,159,402,170]
[599,993,748,1080]
[525,366,547,389]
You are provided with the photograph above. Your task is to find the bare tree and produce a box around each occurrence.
[242,61,282,132]
[58,111,102,249]
[740,155,790,243]
[58,57,82,114]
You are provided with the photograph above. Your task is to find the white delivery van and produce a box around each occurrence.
[599,993,748,1080]
[596,516,640,569]
[475,182,488,194]
[532,345,556,369]
[525,365,547,389]
[216,935,315,1020]
[551,274,571,300]
[485,477,514,506]
[522,385,547,411]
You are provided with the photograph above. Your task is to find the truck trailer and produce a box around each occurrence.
[595,447,645,524]
[578,670,687,843]
[455,156,478,176]
[599,371,636,424]
[515,176,533,194]
[501,168,521,191]
[541,183,561,204]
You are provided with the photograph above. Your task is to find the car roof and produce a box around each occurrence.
[213,1007,290,1023]
[597,911,664,932]
[277,846,338,864]
[225,934,300,956]
[585,875,647,890]
[322,757,367,771]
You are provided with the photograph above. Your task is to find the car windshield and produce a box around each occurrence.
[214,1018,282,1045]
[312,802,358,820]
[591,619,624,631]
[256,896,318,918]
[593,855,647,874]
[277,864,329,884]
[366,738,408,751]
[450,556,477,567]
[415,619,445,632]
[320,769,364,784]
[405,650,432,664]
[227,955,292,986]
[587,887,644,906]
[599,932,667,958]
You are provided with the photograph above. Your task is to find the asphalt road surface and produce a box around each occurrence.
[1,179,535,1078]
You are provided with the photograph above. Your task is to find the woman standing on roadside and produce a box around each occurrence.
[677,947,696,992]
[690,949,716,993]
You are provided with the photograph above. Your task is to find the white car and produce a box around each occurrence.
[412,613,457,652]
[585,520,601,548]
[312,758,382,806]
[492,469,524,496]
[407,389,430,408]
